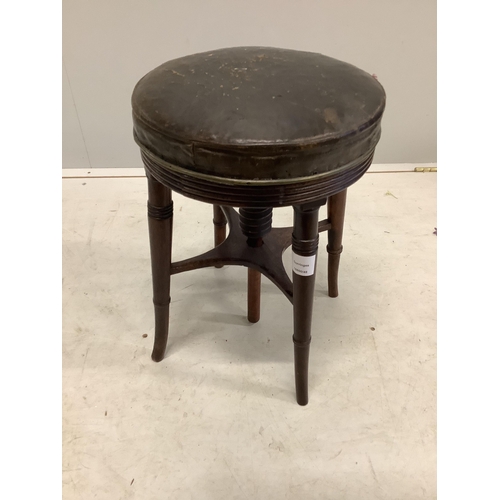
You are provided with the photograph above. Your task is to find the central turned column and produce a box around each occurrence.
[239,208,273,323]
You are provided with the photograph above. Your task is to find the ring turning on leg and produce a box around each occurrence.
[147,175,173,362]
[213,205,227,268]
[327,190,347,298]
[292,200,324,405]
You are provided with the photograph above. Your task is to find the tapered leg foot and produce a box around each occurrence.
[213,205,227,268]
[327,190,347,298]
[327,251,342,298]
[151,303,170,361]
[147,175,173,362]
[292,201,323,405]
[247,268,261,323]
[294,339,310,405]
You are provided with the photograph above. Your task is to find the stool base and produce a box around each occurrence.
[147,174,348,404]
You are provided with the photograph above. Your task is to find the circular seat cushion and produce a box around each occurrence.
[132,47,385,183]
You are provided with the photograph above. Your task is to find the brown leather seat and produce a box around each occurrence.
[132,46,385,188]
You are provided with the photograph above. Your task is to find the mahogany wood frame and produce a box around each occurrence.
[146,173,347,405]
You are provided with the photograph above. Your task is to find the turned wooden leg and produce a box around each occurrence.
[292,202,323,405]
[247,268,261,323]
[213,205,227,268]
[239,207,272,324]
[327,190,347,298]
[147,175,173,362]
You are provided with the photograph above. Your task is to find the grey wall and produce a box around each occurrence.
[62,0,436,169]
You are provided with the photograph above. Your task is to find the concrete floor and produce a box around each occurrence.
[62,171,436,499]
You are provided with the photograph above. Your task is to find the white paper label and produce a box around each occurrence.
[292,252,316,276]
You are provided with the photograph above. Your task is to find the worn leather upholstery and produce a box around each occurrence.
[132,47,385,184]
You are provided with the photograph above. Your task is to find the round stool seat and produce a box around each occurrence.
[132,46,385,207]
